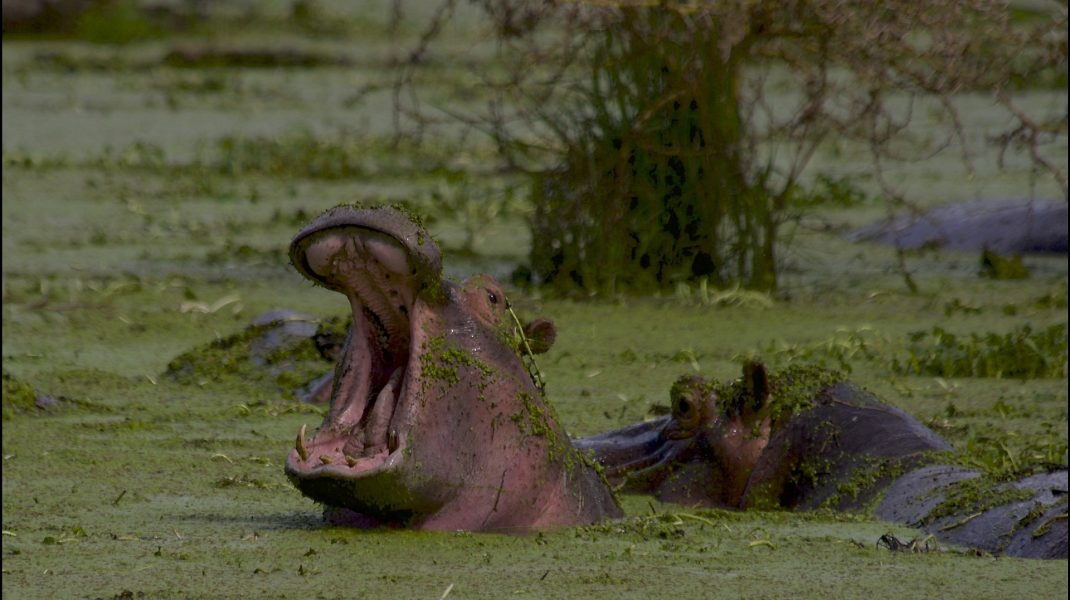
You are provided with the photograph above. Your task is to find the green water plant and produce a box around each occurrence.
[2,372,41,419]
[893,324,1068,379]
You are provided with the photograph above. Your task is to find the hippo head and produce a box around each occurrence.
[576,362,775,508]
[284,205,619,531]
[578,362,950,511]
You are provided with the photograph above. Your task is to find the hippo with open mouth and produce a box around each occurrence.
[284,205,621,532]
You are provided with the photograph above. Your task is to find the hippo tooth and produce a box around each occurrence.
[388,428,399,453]
[296,424,309,461]
[320,455,333,465]
[363,368,403,451]
[344,454,359,467]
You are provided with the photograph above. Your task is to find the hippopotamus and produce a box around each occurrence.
[283,205,620,532]
[576,362,1068,559]
[848,197,1068,254]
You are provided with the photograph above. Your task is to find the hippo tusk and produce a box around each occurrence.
[362,367,403,455]
[296,424,309,461]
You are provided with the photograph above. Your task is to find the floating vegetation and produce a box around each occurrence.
[943,298,983,317]
[3,133,466,183]
[674,279,774,309]
[893,324,1068,379]
[162,45,350,69]
[921,477,1034,526]
[757,327,886,373]
[425,173,526,255]
[955,422,1068,480]
[214,474,275,490]
[980,249,1030,280]
[2,371,43,419]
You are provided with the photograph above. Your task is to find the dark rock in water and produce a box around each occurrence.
[33,394,60,409]
[295,371,333,404]
[849,198,1067,254]
[164,310,340,396]
[248,310,320,368]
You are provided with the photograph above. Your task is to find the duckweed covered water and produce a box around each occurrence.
[3,3,1067,598]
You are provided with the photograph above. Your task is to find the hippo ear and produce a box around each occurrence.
[522,318,557,354]
[743,360,770,409]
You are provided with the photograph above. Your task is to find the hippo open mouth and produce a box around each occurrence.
[283,207,442,516]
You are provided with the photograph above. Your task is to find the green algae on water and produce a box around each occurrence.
[2,371,41,419]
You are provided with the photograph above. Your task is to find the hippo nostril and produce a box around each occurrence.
[388,428,399,453]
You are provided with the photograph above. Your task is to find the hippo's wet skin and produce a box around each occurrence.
[284,206,620,532]
[577,363,1068,558]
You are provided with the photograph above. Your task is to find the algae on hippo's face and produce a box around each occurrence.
[418,335,494,394]
[511,390,561,466]
[713,363,847,425]
[418,334,500,412]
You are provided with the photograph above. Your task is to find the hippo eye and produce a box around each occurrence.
[672,394,702,430]
[487,290,499,305]
[677,398,691,415]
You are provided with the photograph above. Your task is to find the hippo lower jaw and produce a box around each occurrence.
[574,417,688,481]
